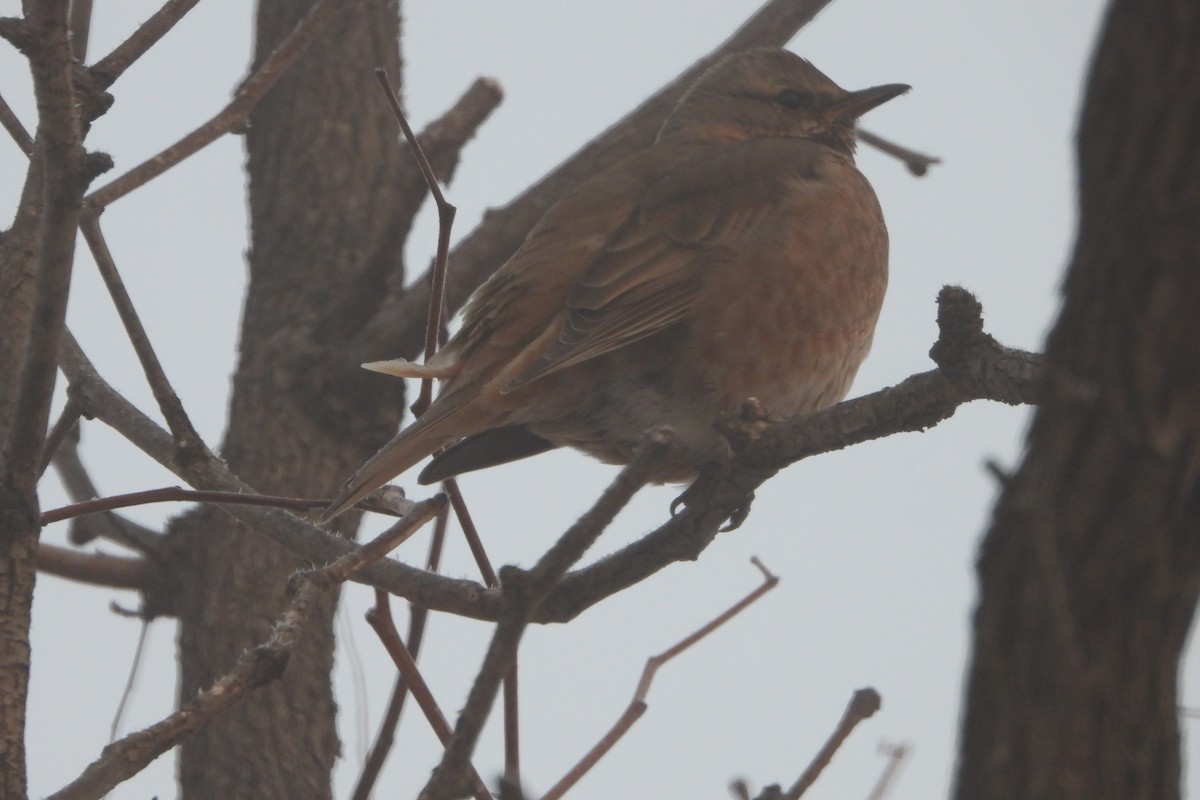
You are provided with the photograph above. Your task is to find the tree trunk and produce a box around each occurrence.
[161,2,409,796]
[953,1,1200,798]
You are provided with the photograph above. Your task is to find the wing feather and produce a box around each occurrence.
[505,138,825,388]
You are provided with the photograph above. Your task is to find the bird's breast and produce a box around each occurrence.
[683,160,889,417]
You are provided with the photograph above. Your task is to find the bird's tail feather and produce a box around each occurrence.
[321,421,452,521]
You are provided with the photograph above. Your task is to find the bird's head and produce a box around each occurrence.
[658,48,909,155]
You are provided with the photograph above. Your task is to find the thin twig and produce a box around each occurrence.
[40,484,415,526]
[366,595,494,800]
[419,433,669,800]
[35,543,147,590]
[337,76,501,317]
[0,89,34,155]
[351,502,450,800]
[503,657,520,787]
[324,495,447,582]
[89,0,202,87]
[858,128,941,176]
[48,495,444,800]
[350,596,412,800]
[864,743,908,800]
[445,477,498,585]
[374,68,524,779]
[783,688,882,799]
[542,559,778,800]
[79,213,203,453]
[68,0,93,63]
[57,332,444,599]
[38,395,82,475]
[85,0,351,208]
[49,420,163,550]
[372,68,457,417]
[445,477,520,780]
[110,620,151,742]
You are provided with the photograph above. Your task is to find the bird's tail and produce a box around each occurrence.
[321,419,454,522]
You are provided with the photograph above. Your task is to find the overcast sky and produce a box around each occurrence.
[7,2,1191,799]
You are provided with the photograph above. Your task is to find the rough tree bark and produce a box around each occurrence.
[155,2,410,796]
[953,1,1200,798]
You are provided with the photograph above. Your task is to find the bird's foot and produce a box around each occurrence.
[722,490,756,531]
[670,461,756,531]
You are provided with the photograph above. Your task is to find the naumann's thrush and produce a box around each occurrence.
[323,48,907,521]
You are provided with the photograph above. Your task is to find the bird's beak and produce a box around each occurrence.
[826,83,910,123]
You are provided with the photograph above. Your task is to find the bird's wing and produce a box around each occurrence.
[425,149,662,393]
[504,137,826,389]
[322,141,829,518]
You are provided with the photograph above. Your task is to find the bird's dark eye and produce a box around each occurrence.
[775,89,817,110]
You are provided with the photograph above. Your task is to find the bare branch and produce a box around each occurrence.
[441,479,522,781]
[330,495,447,581]
[419,433,669,800]
[864,743,908,800]
[0,89,34,155]
[38,394,81,475]
[89,0,202,88]
[39,484,415,527]
[350,66,525,768]
[781,688,882,799]
[3,4,88,482]
[536,289,1043,623]
[858,128,941,176]
[351,505,450,800]
[325,75,502,344]
[49,424,163,549]
[502,655,521,788]
[84,0,355,209]
[365,590,495,800]
[413,76,503,184]
[445,478,499,586]
[372,68,459,418]
[57,331,475,611]
[35,543,147,590]
[78,213,203,453]
[48,495,444,800]
[109,620,151,743]
[67,0,92,62]
[542,559,778,800]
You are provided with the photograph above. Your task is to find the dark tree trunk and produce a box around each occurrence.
[953,1,1200,798]
[161,2,410,796]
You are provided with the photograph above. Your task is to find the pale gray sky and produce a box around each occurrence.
[6,2,1185,799]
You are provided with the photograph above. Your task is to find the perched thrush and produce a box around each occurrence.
[323,49,907,521]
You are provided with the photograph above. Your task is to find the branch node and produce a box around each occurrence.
[930,285,996,388]
[82,150,114,183]
[0,16,31,52]
[848,686,883,720]
[248,643,291,686]
[69,62,114,124]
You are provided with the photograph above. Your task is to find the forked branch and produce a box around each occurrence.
[542,559,779,800]
[48,495,445,800]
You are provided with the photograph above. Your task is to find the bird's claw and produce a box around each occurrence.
[671,461,754,530]
[720,491,755,531]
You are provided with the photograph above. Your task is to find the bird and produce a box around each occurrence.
[322,48,907,521]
